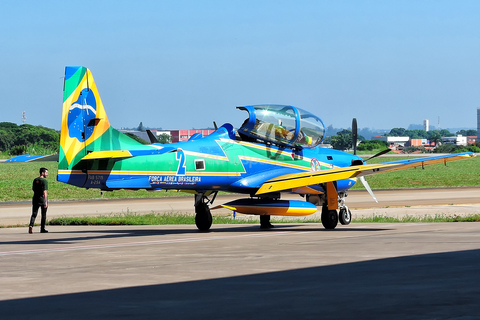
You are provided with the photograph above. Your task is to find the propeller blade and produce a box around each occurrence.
[352,118,358,155]
[359,176,378,203]
[364,148,391,162]
[213,121,218,130]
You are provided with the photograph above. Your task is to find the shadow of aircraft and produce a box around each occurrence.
[0,224,391,246]
[1,249,479,319]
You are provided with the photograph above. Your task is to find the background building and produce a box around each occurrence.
[423,119,429,132]
[372,136,410,149]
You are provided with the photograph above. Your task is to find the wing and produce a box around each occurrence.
[4,154,59,162]
[255,152,476,195]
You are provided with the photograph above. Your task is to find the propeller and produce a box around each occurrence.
[352,118,358,155]
[359,176,378,203]
[351,117,380,203]
[363,148,391,162]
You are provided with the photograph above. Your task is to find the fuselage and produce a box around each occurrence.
[58,124,362,195]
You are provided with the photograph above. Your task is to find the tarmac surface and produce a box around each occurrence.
[1,188,480,319]
[1,222,480,319]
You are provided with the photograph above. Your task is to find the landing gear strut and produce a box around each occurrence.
[194,193,215,231]
[260,215,274,229]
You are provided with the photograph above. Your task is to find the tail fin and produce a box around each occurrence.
[59,67,142,171]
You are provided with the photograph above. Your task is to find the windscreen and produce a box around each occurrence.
[238,105,325,148]
[296,108,325,147]
[251,105,297,145]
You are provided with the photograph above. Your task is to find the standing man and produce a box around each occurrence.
[29,167,49,234]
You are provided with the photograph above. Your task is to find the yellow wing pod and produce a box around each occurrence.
[81,150,132,160]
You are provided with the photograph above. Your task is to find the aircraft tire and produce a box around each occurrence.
[321,206,338,230]
[339,207,352,225]
[195,204,212,231]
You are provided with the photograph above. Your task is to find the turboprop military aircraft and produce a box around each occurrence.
[58,66,476,231]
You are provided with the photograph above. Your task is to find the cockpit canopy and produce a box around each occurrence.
[237,105,325,148]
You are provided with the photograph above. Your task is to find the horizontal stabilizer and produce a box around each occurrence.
[5,154,59,163]
[82,150,132,160]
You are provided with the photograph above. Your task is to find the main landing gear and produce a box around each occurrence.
[194,193,214,231]
[320,204,352,229]
[321,205,338,229]
[308,187,352,230]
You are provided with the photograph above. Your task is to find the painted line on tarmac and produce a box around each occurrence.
[0,231,312,256]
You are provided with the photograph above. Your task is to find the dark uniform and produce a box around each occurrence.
[29,177,48,231]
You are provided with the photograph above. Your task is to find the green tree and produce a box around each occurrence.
[157,133,172,144]
[387,128,407,136]
[357,140,389,151]
[0,123,59,154]
[427,131,441,146]
[439,129,454,137]
[125,132,149,144]
[456,129,477,136]
[331,130,353,151]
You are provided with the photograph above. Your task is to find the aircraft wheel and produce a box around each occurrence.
[339,207,352,225]
[321,206,338,230]
[195,203,212,231]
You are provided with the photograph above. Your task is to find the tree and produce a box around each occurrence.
[427,131,441,146]
[330,130,353,151]
[124,132,149,144]
[456,129,477,136]
[439,129,454,137]
[357,140,389,151]
[0,123,59,153]
[387,128,407,136]
[157,133,172,144]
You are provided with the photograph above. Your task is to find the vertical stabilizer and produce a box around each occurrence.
[59,67,111,170]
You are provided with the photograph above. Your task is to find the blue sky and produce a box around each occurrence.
[1,0,479,131]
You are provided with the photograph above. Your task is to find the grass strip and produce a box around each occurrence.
[2,156,480,202]
[39,213,480,227]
